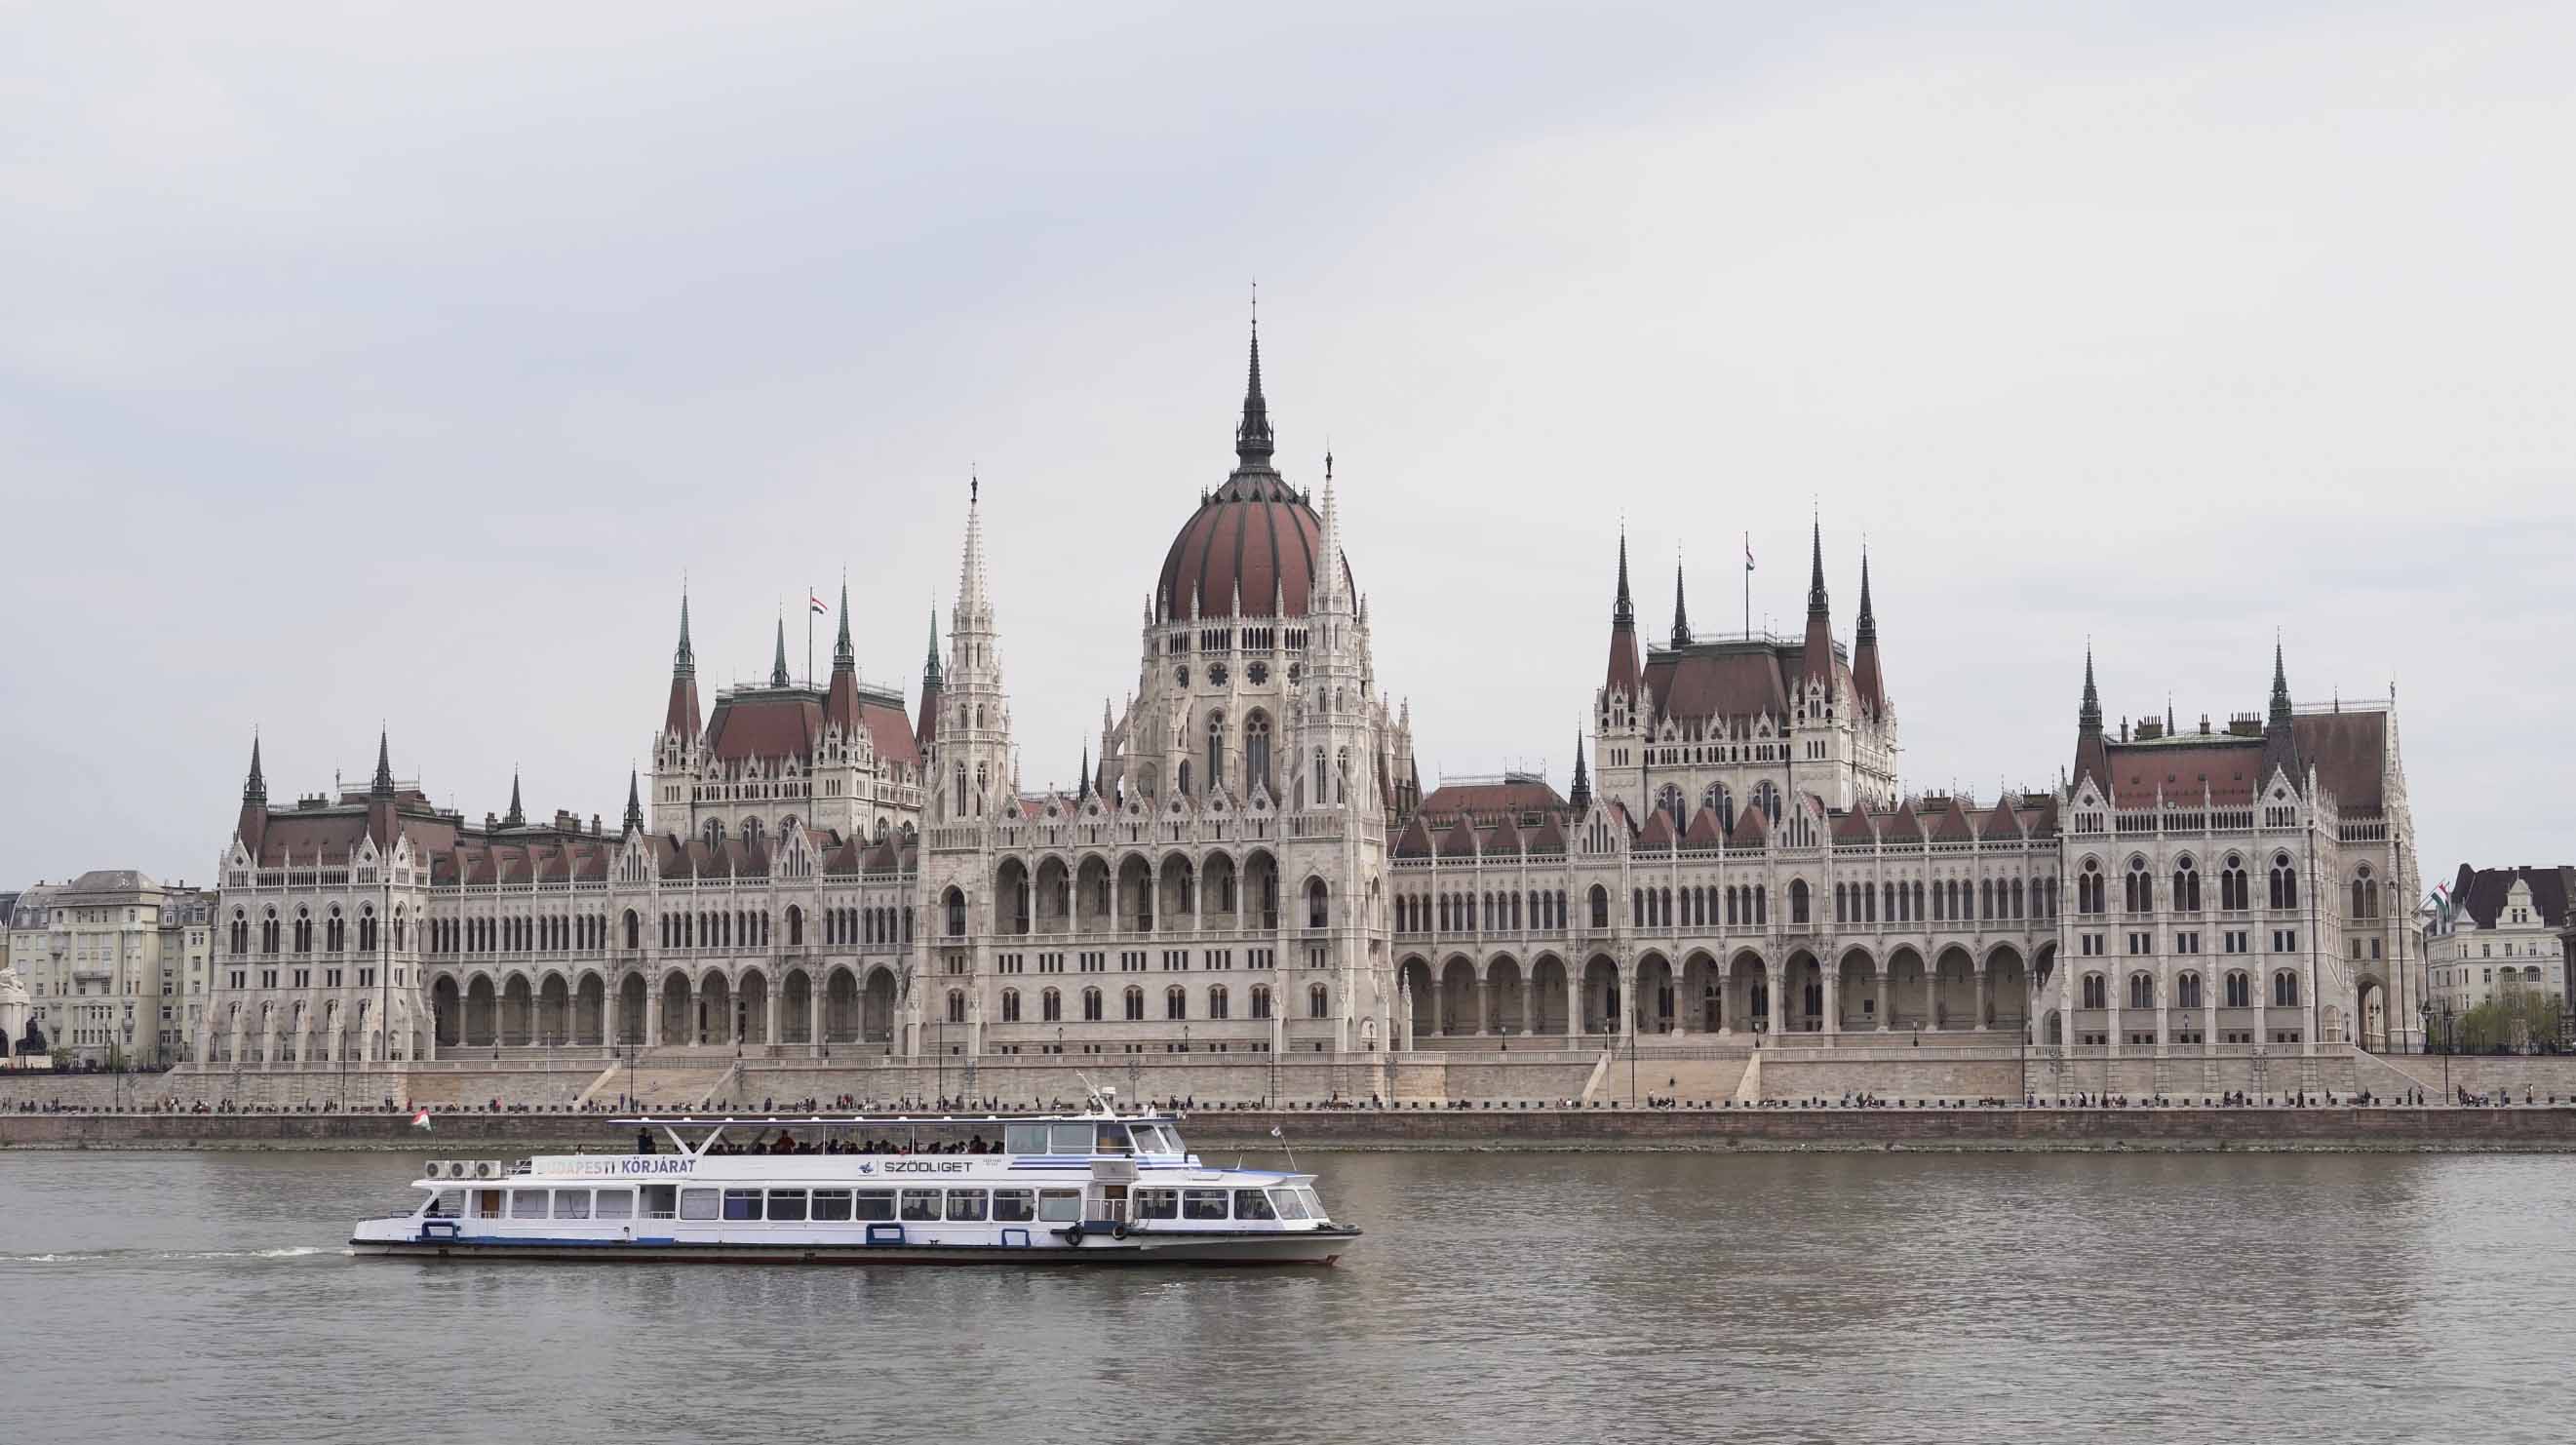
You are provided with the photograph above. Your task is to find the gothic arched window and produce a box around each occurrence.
[1245,713,1271,796]
[1206,711,1225,793]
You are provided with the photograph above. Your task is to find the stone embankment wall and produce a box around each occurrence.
[8,1104,2576,1152]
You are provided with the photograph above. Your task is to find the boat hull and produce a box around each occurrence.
[349,1229,1357,1267]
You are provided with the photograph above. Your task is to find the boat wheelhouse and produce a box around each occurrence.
[351,1092,1356,1266]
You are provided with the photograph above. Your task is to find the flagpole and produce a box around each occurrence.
[806,583,814,685]
[1742,530,1751,640]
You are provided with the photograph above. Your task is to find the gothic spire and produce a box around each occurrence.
[1315,449,1345,613]
[1613,529,1634,628]
[503,770,525,829]
[770,613,791,687]
[1855,550,1876,645]
[243,733,266,804]
[673,589,695,678]
[1234,297,1273,468]
[371,728,395,798]
[2080,646,2103,734]
[622,769,644,834]
[1806,518,1828,617]
[956,476,994,631]
[1671,561,1693,647]
[833,577,854,668]
[2269,639,2293,728]
[1078,742,1092,801]
[1569,732,1592,811]
[922,606,944,689]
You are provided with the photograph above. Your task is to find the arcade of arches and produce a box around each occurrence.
[1394,946,2039,1040]
[429,964,902,1049]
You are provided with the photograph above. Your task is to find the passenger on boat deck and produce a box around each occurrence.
[967,1133,988,1153]
[636,1128,653,1154]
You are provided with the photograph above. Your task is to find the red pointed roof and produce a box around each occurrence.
[1636,809,1676,852]
[1931,799,1977,843]
[1437,814,1480,858]
[1681,804,1725,849]
[1832,808,1877,845]
[1725,804,1768,847]
[1525,814,1568,855]
[1393,816,1434,859]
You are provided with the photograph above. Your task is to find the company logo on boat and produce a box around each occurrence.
[882,1159,975,1174]
[567,1157,699,1176]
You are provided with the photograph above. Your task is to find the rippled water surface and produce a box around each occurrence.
[3,1149,2569,1444]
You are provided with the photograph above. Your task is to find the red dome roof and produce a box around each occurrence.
[1158,472,1347,621]
[1157,319,1353,621]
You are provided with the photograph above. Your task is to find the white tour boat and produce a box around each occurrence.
[351,1090,1357,1266]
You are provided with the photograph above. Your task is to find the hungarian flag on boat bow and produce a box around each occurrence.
[411,1109,433,1131]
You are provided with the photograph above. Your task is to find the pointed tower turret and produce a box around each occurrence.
[622,769,644,835]
[935,479,1013,820]
[1569,732,1592,811]
[1235,305,1273,468]
[823,578,862,735]
[915,606,944,754]
[770,614,791,687]
[1604,530,1640,698]
[1077,742,1093,801]
[235,733,270,858]
[503,770,525,829]
[2073,647,2111,793]
[663,590,702,743]
[1851,550,1885,717]
[2262,640,2305,791]
[1670,560,1693,648]
[1801,519,1834,686]
[366,727,398,849]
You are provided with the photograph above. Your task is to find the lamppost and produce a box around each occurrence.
[2442,1001,2456,1102]
[338,1027,351,1113]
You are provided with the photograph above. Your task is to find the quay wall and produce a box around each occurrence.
[8,1105,2576,1152]
[5,1048,2565,1119]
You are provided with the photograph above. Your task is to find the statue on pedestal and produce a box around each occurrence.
[0,965,31,1066]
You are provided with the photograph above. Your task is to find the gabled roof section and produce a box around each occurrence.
[1878,803,1924,844]
[1436,814,1481,858]
[1393,816,1434,859]
[2454,865,2572,929]
[1480,817,1522,856]
[2291,709,2389,811]
[1681,804,1725,849]
[1636,809,1676,852]
[1524,814,1568,855]
[1930,799,1978,843]
[1832,808,1877,845]
[1978,796,2025,841]
[1724,803,1768,847]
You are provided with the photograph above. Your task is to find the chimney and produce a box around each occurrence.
[2199,714,2211,735]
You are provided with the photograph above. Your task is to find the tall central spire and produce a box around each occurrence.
[2080,646,2103,733]
[371,728,395,798]
[770,614,791,687]
[674,590,696,678]
[1234,295,1273,469]
[833,578,854,667]
[243,733,267,804]
[1613,530,1635,629]
[1671,561,1693,647]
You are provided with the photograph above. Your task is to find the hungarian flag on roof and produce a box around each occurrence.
[809,594,828,615]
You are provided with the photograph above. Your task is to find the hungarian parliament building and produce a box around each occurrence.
[197,326,2428,1072]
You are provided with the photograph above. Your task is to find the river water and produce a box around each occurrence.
[1,1149,2566,1444]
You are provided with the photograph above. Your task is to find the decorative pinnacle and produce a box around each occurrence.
[371,728,395,798]
[1671,560,1693,647]
[834,576,854,665]
[1234,296,1273,467]
[1855,549,1876,644]
[1612,529,1634,628]
[1807,519,1828,614]
[244,732,267,803]
[2269,639,2293,727]
[2080,646,2103,733]
[674,590,695,677]
[922,607,944,687]
[771,614,791,687]
[504,770,525,828]
[622,769,644,834]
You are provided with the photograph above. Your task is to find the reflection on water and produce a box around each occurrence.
[1,1150,2566,1444]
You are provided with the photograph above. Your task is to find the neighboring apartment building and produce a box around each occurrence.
[5,872,215,1069]
[2425,864,2571,1015]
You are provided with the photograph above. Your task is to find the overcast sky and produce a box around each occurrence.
[3,2,2568,897]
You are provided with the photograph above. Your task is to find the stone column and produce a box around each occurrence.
[1973,964,1989,1032]
[1766,962,1784,1038]
[764,981,781,1053]
[1822,963,1840,1043]
[1564,966,1581,1044]
[1618,958,1636,1041]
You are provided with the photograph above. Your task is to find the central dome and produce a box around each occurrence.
[1153,323,1353,623]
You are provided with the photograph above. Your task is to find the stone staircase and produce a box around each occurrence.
[576,1060,735,1112]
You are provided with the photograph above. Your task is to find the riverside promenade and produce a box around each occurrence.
[9,1102,2576,1152]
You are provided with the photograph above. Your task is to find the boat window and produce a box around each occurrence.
[422,1189,465,1219]
[1297,1187,1327,1221]
[991,1189,1034,1223]
[944,1190,989,1222]
[1135,1189,1179,1220]
[723,1189,762,1222]
[1137,1124,1184,1155]
[1098,1127,1133,1155]
[1004,1123,1049,1155]
[474,1189,505,1219]
[766,1190,809,1222]
[1048,1123,1096,1155]
[900,1190,943,1222]
[811,1191,854,1223]
[1183,1189,1229,1221]
[511,1190,549,1219]
[679,1189,720,1222]
[556,1190,594,1221]
[1036,1189,1083,1223]
[595,1191,636,1222]
[1233,1190,1278,1221]
[1268,1189,1310,1221]
[852,1191,896,1222]
[643,1186,679,1220]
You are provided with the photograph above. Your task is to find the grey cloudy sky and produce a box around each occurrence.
[3,2,2568,896]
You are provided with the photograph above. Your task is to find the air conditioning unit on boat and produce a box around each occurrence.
[425,1160,453,1180]
[471,1159,502,1180]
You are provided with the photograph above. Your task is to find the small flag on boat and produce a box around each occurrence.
[1269,1125,1282,1139]
[411,1110,433,1130]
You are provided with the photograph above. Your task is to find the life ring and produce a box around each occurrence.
[1110,1224,1129,1241]
[1064,1226,1084,1246]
